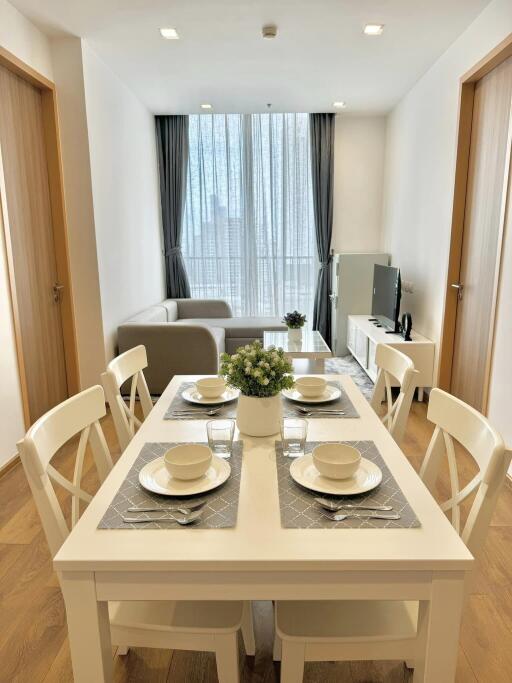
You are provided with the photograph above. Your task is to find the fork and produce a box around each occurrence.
[122,509,204,525]
[314,497,393,512]
[171,408,222,417]
[295,408,345,416]
[328,512,401,521]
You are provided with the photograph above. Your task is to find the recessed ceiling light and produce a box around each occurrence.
[262,24,278,39]
[160,27,179,40]
[333,101,347,109]
[364,24,384,36]
[200,103,213,110]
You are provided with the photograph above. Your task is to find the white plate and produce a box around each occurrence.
[282,385,341,404]
[138,455,231,496]
[289,454,382,496]
[182,386,240,405]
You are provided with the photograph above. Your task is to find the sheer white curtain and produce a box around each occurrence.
[182,113,316,318]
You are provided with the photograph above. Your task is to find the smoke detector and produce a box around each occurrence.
[262,25,277,39]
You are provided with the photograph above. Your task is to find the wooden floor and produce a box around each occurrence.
[1,400,511,682]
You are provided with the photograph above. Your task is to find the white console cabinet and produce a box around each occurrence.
[347,315,435,401]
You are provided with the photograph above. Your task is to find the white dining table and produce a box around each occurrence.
[54,374,473,683]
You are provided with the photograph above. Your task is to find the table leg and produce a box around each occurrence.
[414,571,466,682]
[417,387,424,402]
[60,571,113,683]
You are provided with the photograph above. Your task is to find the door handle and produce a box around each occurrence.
[52,283,64,303]
[451,282,464,300]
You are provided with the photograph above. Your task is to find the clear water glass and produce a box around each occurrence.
[280,418,308,458]
[206,419,235,458]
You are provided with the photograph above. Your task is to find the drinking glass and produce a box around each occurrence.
[280,418,308,458]
[206,419,235,458]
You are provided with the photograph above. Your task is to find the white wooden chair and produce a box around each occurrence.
[101,345,153,451]
[370,343,419,445]
[18,385,255,682]
[275,387,510,682]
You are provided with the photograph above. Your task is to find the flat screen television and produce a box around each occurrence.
[371,264,401,332]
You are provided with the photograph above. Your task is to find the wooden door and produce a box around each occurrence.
[450,56,512,410]
[0,64,68,421]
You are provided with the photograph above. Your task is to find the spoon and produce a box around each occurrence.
[328,512,401,521]
[171,408,221,417]
[122,509,204,525]
[314,497,393,512]
[295,407,345,415]
[297,410,345,417]
[127,499,207,514]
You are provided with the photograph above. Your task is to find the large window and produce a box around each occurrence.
[182,113,316,318]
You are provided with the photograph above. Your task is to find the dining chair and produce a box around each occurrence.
[102,344,153,451]
[18,385,255,682]
[370,343,419,445]
[274,387,510,682]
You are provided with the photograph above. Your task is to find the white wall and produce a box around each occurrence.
[382,0,512,445]
[0,0,54,467]
[0,0,53,80]
[487,171,512,453]
[332,115,386,254]
[51,38,106,388]
[81,44,165,361]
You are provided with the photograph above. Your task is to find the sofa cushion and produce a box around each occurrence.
[124,305,168,324]
[160,299,179,322]
[175,322,225,353]
[207,326,225,354]
[178,317,287,338]
[173,299,233,319]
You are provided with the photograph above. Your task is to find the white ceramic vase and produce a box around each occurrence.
[236,394,282,437]
[287,327,302,342]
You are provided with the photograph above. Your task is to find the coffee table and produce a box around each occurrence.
[263,329,332,373]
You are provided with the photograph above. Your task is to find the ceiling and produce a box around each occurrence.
[11,0,491,114]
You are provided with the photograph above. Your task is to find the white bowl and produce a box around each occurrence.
[312,443,361,480]
[164,444,212,481]
[196,377,226,398]
[295,376,327,398]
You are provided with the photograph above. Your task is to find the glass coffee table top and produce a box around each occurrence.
[263,330,332,357]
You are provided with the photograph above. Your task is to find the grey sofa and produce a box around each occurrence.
[117,298,286,394]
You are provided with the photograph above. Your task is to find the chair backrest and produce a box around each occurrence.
[18,385,113,557]
[370,344,419,445]
[101,345,153,451]
[420,388,510,557]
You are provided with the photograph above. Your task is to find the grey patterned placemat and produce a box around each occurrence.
[164,382,359,420]
[98,441,243,529]
[276,440,420,529]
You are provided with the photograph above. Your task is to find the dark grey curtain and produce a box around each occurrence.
[155,115,191,298]
[309,113,335,348]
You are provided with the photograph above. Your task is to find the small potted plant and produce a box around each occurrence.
[282,310,307,341]
[220,341,294,436]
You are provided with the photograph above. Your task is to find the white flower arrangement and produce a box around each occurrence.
[220,340,294,397]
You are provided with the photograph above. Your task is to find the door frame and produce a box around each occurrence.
[0,46,79,427]
[438,32,512,413]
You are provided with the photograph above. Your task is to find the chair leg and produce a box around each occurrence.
[280,640,305,683]
[273,633,282,661]
[116,646,129,656]
[214,632,240,683]
[241,601,256,656]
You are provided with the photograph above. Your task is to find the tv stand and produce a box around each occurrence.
[346,315,435,401]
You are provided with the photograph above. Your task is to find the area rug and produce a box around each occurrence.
[325,355,374,400]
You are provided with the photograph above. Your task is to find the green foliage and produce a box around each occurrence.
[282,310,307,329]
[220,340,295,397]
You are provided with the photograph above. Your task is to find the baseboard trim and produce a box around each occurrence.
[0,452,20,479]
